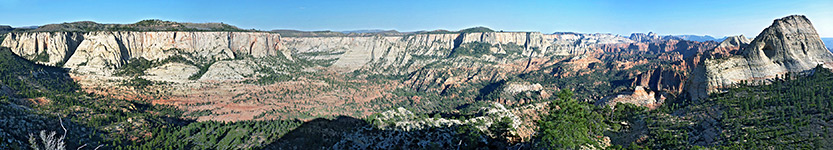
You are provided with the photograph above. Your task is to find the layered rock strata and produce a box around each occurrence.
[688,15,833,100]
[3,31,638,76]
[2,32,285,74]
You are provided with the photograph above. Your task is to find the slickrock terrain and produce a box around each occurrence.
[688,15,833,100]
[2,31,621,75]
[0,32,84,66]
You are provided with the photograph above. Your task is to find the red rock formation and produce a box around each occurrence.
[631,65,687,93]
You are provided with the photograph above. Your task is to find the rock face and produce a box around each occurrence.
[282,32,630,73]
[11,17,824,106]
[629,32,662,42]
[142,63,199,83]
[550,33,635,55]
[688,15,833,100]
[3,31,285,74]
[742,15,833,70]
[597,86,661,109]
[4,31,628,75]
[199,60,257,81]
[0,32,84,65]
[631,66,686,93]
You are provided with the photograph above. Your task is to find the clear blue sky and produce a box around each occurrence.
[1,0,832,37]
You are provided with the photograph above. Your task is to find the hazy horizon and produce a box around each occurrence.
[2,0,832,37]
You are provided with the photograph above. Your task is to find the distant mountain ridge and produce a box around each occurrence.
[16,19,252,32]
[665,35,722,42]
[628,32,730,42]
[339,29,399,34]
[274,29,405,37]
[8,20,740,43]
[0,25,14,44]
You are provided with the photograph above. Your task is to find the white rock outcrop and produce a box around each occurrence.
[688,15,833,100]
[3,31,284,74]
[142,63,199,83]
[3,30,643,80]
[0,32,84,65]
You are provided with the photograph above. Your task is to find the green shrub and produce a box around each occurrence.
[536,89,609,149]
[114,58,154,76]
[33,51,49,62]
[449,42,493,57]
[188,61,215,80]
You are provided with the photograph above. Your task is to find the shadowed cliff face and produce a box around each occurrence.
[688,15,833,101]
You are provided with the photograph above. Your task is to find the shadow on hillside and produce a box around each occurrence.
[0,47,79,95]
[262,116,523,150]
[264,116,367,149]
[0,47,92,148]
[1,47,196,149]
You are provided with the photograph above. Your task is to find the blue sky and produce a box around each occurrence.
[1,0,832,37]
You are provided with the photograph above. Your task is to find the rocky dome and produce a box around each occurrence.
[688,15,833,100]
[741,15,833,70]
[717,35,751,48]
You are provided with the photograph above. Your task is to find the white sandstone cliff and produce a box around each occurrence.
[688,15,833,100]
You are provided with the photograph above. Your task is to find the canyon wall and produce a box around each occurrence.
[0,32,84,65]
[2,32,286,74]
[3,31,633,73]
[6,16,829,103]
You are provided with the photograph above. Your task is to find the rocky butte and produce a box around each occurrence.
[687,15,833,100]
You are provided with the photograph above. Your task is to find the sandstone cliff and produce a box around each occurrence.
[3,31,286,74]
[4,31,626,74]
[631,66,686,93]
[629,32,662,43]
[688,15,833,100]
[281,32,626,74]
[0,32,84,65]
